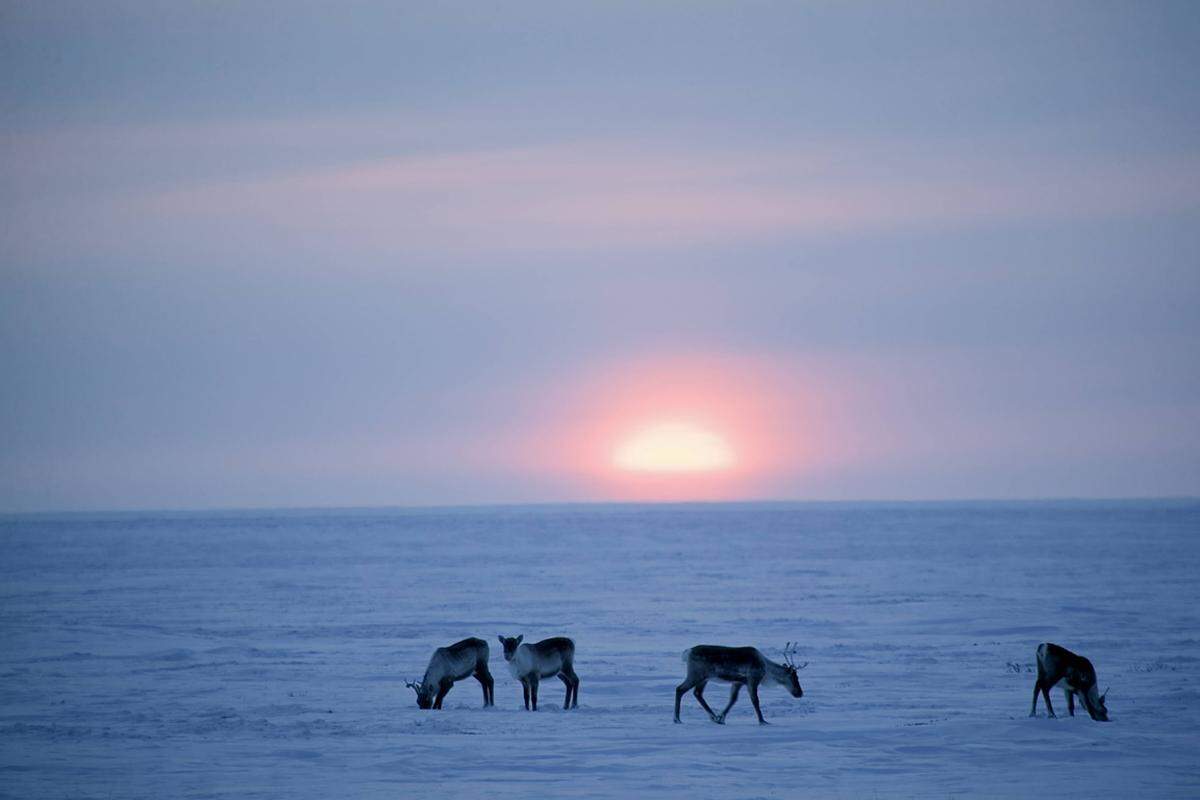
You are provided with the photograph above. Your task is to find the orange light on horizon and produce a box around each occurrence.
[514,352,825,502]
[612,421,736,473]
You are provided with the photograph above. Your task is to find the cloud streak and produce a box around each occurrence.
[127,139,1200,255]
[7,119,1199,267]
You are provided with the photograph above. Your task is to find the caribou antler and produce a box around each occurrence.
[404,678,422,693]
[782,642,808,671]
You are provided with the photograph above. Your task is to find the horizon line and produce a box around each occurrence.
[2,494,1197,518]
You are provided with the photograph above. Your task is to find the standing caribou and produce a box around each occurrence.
[405,637,494,710]
[498,635,580,711]
[675,642,805,724]
[1030,642,1109,721]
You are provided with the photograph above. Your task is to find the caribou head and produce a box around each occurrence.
[497,634,524,661]
[405,677,434,710]
[1085,685,1110,722]
[781,642,807,698]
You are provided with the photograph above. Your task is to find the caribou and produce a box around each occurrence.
[674,642,805,724]
[1030,642,1109,721]
[405,637,494,710]
[498,635,580,711]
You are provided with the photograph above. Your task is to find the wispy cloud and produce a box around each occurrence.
[131,138,1200,254]
[6,116,1199,267]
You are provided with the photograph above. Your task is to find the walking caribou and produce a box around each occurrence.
[405,637,494,710]
[1030,642,1109,721]
[674,642,805,724]
[498,635,580,711]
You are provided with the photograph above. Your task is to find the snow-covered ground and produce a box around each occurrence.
[1,501,1198,798]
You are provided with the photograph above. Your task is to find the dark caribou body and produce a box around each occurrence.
[675,642,805,724]
[406,637,494,710]
[498,635,580,711]
[1030,642,1109,721]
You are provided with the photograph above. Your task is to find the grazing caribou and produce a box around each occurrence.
[675,642,805,725]
[1030,642,1109,721]
[405,637,494,710]
[498,635,579,711]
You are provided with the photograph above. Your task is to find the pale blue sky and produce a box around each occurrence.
[2,1,1198,510]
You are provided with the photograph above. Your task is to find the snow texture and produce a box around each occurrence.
[1,501,1198,798]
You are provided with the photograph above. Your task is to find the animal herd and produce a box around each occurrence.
[405,636,1111,723]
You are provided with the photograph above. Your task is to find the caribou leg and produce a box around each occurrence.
[433,681,451,710]
[529,673,539,711]
[692,681,719,722]
[748,679,768,725]
[522,678,530,710]
[674,678,696,723]
[1030,680,1041,717]
[475,666,493,707]
[1040,682,1057,718]
[558,673,573,709]
[716,682,742,724]
[1066,689,1075,717]
[561,663,580,708]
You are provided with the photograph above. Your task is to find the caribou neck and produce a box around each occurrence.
[762,656,793,687]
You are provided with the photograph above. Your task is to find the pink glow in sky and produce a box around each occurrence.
[506,354,827,502]
[1,2,1198,510]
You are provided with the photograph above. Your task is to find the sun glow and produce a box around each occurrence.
[519,352,824,501]
[612,422,735,473]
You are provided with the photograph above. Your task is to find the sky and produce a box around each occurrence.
[1,1,1198,511]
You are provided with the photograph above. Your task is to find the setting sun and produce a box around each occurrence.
[612,422,736,473]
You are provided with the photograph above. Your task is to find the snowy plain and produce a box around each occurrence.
[1,501,1198,799]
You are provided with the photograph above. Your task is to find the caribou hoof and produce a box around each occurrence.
[673,718,682,724]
